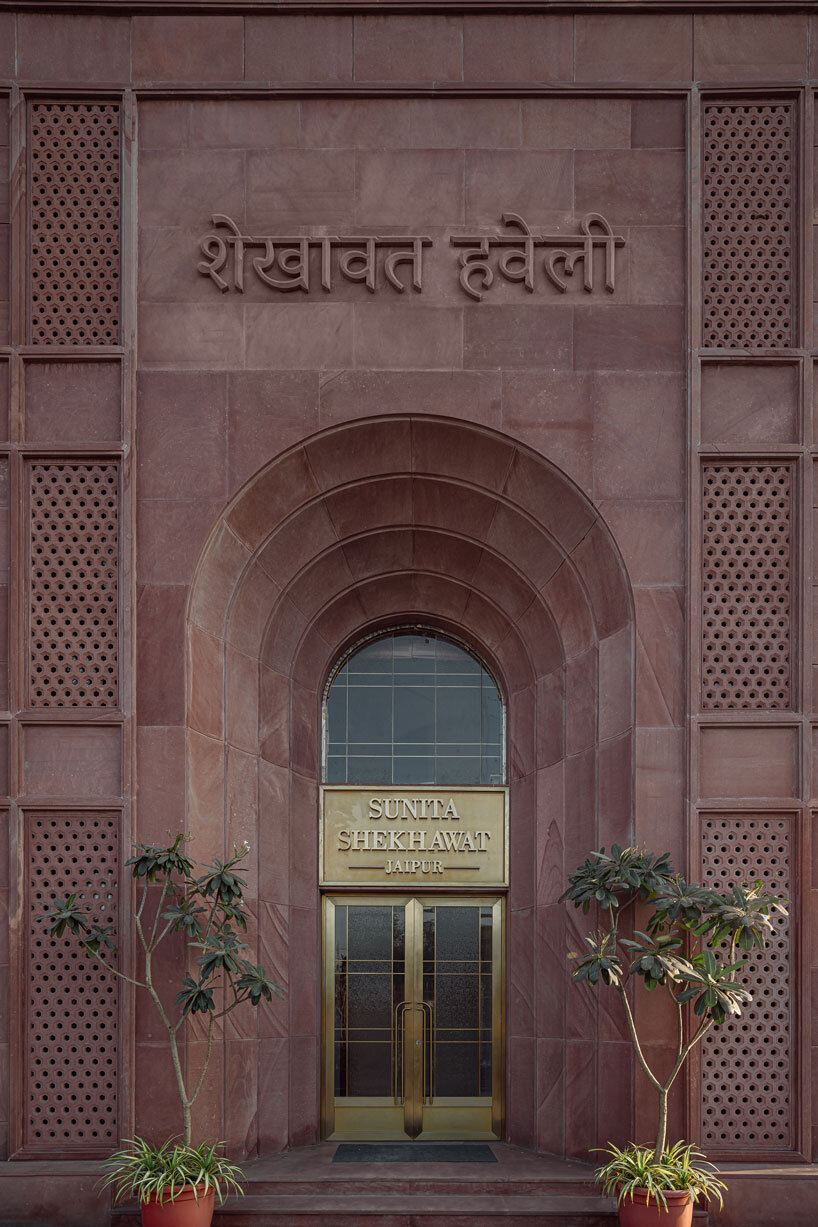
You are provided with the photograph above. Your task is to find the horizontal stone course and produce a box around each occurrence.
[0,12,812,87]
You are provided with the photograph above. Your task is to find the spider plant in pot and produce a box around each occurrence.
[41,835,285,1227]
[561,845,787,1227]
[98,1137,244,1227]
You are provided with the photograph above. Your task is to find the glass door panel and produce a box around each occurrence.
[323,897,503,1140]
[330,901,408,1138]
[419,901,498,1137]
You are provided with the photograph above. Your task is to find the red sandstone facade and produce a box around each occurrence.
[0,3,816,1225]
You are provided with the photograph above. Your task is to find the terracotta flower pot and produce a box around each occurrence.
[140,1185,215,1227]
[617,1188,693,1227]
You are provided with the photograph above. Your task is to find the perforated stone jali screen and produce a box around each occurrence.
[702,102,794,349]
[700,817,792,1152]
[29,462,119,707]
[28,101,121,345]
[25,812,119,1152]
[701,463,792,710]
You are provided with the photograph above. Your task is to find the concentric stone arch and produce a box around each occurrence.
[185,414,635,1158]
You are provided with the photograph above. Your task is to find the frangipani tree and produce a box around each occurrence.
[561,845,787,1160]
[41,835,284,1147]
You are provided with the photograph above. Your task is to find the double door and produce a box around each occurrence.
[322,896,503,1140]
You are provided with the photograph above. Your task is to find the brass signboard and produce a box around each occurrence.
[320,786,508,888]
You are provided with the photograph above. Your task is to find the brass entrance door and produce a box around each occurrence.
[322,896,504,1140]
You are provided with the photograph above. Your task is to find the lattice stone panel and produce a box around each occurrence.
[29,102,121,345]
[700,817,792,1151]
[29,463,119,707]
[25,813,119,1150]
[702,103,794,349]
[702,464,792,710]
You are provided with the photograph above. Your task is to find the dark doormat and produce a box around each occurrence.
[333,1143,497,1163]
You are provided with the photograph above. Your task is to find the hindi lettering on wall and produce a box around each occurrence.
[197,212,625,300]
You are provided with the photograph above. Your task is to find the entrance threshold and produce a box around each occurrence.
[332,1141,497,1162]
[110,1142,711,1224]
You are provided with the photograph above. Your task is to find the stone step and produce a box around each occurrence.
[239,1177,594,1196]
[221,1192,616,1226]
[112,1191,709,1226]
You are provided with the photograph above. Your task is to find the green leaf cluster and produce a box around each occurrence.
[42,836,283,1031]
[562,843,788,1175]
[38,834,286,1155]
[567,931,623,987]
[127,835,194,884]
[594,1141,726,1210]
[40,894,118,954]
[98,1137,244,1206]
[561,844,787,1029]
[562,846,674,914]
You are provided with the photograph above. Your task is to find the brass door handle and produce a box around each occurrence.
[418,1000,434,1104]
[394,999,434,1106]
[393,1000,412,1103]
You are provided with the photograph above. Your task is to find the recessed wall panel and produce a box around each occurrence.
[24,361,121,443]
[700,362,798,446]
[22,725,121,797]
[699,725,798,799]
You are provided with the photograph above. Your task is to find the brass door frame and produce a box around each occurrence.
[321,894,505,1141]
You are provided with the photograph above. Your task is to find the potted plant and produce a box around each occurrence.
[41,836,284,1226]
[561,845,787,1226]
[98,1137,244,1227]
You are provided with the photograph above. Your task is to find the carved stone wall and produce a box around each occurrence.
[701,463,792,710]
[23,812,119,1154]
[28,102,121,346]
[5,94,127,1162]
[700,816,793,1152]
[694,91,805,1167]
[28,462,119,708]
[702,102,794,350]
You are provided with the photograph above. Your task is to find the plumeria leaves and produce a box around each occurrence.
[235,961,285,1006]
[126,835,194,883]
[40,893,92,939]
[84,921,118,957]
[175,977,215,1017]
[193,927,246,981]
[560,845,676,914]
[197,849,250,907]
[674,950,752,1024]
[647,877,718,932]
[216,900,248,933]
[567,931,624,987]
[563,845,788,1159]
[41,897,118,958]
[619,931,688,990]
[162,899,207,939]
[39,832,285,1146]
[695,881,789,953]
[563,847,787,1029]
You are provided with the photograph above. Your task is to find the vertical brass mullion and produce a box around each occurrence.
[405,898,424,1136]
[321,899,336,1139]
[491,898,504,1138]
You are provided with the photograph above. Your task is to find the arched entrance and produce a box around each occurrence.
[185,415,634,1158]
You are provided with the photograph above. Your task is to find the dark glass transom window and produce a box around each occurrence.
[323,631,504,787]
